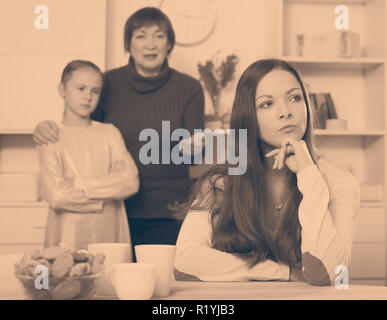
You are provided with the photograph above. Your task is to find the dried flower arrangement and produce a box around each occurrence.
[197,53,239,123]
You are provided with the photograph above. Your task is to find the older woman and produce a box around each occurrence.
[173,59,360,286]
[33,7,205,252]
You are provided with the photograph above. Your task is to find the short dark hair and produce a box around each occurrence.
[124,7,175,54]
[61,60,103,85]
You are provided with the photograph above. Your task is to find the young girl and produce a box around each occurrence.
[38,60,140,251]
[173,59,360,286]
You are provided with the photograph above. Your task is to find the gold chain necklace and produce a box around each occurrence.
[270,201,284,232]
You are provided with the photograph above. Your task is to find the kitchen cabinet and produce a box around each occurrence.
[351,205,385,281]
[0,203,47,254]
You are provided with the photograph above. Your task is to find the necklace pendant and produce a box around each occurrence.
[275,202,283,210]
[270,201,284,231]
[274,202,283,216]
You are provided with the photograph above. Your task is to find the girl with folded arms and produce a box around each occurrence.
[38,60,139,250]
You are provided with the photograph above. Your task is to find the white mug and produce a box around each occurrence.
[135,245,176,297]
[87,242,132,296]
[110,263,156,300]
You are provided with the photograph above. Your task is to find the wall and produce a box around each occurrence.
[105,0,268,115]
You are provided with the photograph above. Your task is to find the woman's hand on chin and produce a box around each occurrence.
[265,138,314,173]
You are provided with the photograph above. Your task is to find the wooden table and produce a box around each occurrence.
[2,280,387,300]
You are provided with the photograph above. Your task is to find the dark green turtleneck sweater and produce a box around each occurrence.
[91,58,205,219]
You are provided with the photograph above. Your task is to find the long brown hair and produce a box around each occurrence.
[173,59,319,268]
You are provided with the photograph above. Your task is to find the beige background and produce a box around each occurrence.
[0,0,386,289]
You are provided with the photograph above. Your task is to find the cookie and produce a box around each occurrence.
[40,247,71,260]
[15,253,42,277]
[72,252,89,263]
[51,280,81,300]
[69,263,91,277]
[26,260,42,277]
[37,259,52,274]
[51,253,74,278]
[31,250,42,260]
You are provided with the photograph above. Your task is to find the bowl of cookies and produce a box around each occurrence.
[14,246,105,300]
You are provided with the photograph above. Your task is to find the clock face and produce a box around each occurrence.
[160,0,217,45]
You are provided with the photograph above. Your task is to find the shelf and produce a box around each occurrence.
[314,130,385,136]
[360,202,385,208]
[282,57,384,71]
[0,129,33,134]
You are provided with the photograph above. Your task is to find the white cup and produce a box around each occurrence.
[110,263,156,300]
[134,245,176,297]
[87,243,132,296]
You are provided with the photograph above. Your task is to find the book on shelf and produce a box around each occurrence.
[309,92,338,129]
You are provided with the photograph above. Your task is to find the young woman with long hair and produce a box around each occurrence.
[173,59,360,286]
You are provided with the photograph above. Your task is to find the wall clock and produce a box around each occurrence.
[160,0,217,45]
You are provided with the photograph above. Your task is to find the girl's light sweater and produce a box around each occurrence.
[39,121,139,250]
